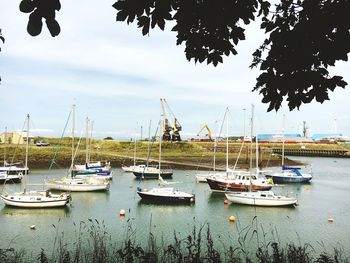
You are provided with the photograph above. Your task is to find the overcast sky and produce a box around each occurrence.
[0,0,349,140]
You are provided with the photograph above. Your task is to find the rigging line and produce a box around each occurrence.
[49,109,72,170]
[138,120,160,185]
[213,107,228,172]
[68,130,84,177]
[233,138,245,171]
[1,116,27,192]
[9,116,27,166]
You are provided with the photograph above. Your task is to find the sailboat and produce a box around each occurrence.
[133,118,173,179]
[205,108,272,192]
[45,105,110,192]
[122,126,146,172]
[73,118,112,180]
[195,108,236,183]
[225,106,298,207]
[225,191,298,207]
[264,115,312,183]
[0,127,25,183]
[136,101,194,203]
[195,108,252,183]
[0,114,70,208]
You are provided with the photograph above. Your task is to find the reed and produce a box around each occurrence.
[0,219,348,263]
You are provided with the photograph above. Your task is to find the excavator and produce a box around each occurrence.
[197,124,213,142]
[160,98,182,141]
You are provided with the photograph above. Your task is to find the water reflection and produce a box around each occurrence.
[137,199,195,207]
[70,191,110,208]
[1,205,71,217]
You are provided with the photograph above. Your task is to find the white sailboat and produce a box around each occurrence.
[225,105,297,207]
[195,108,230,183]
[0,127,25,183]
[137,100,194,203]
[45,105,110,192]
[225,191,297,207]
[122,128,145,172]
[73,118,113,180]
[0,114,70,208]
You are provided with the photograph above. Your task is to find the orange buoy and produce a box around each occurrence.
[224,199,229,205]
[229,215,235,223]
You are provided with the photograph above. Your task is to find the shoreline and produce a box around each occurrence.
[1,140,348,170]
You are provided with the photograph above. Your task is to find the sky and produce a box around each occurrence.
[0,0,349,140]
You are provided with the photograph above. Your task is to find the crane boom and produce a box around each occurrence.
[160,98,182,141]
[197,124,213,141]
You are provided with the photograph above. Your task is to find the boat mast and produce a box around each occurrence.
[159,99,163,177]
[282,114,285,167]
[3,126,7,165]
[85,117,89,164]
[24,114,29,193]
[249,105,254,192]
[133,127,137,166]
[71,104,76,172]
[256,133,259,173]
[88,120,94,163]
[226,108,229,175]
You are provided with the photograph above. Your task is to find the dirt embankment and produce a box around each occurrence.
[0,139,305,170]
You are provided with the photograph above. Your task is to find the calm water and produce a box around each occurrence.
[1,157,350,255]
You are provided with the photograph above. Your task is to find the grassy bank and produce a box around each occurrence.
[0,219,348,263]
[1,139,348,170]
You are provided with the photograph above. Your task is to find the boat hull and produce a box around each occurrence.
[137,191,194,203]
[272,175,311,184]
[225,192,297,207]
[133,171,173,179]
[45,179,110,192]
[206,178,272,192]
[0,175,22,184]
[0,167,28,175]
[0,192,69,208]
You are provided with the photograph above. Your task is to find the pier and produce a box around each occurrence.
[272,148,350,157]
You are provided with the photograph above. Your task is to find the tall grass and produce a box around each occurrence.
[0,218,348,263]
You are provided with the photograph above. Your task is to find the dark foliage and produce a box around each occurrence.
[19,0,61,37]
[112,0,350,111]
[251,0,350,111]
[112,0,270,67]
[15,0,350,111]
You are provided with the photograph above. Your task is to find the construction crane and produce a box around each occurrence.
[197,124,213,142]
[160,98,182,141]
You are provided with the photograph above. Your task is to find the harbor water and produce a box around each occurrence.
[0,157,349,255]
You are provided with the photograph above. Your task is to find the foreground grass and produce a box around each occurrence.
[0,219,348,263]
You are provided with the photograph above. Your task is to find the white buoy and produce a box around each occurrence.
[30,225,36,230]
[328,217,334,223]
[119,209,126,217]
